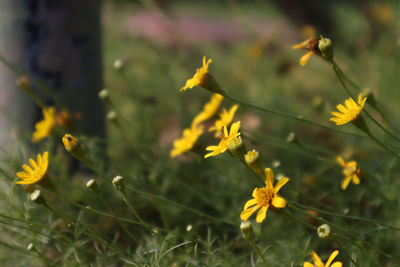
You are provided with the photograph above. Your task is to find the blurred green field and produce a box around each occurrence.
[1,1,400,266]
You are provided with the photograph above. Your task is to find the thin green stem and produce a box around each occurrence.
[248,239,270,267]
[224,93,367,138]
[97,191,139,243]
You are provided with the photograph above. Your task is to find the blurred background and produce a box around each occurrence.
[0,0,399,265]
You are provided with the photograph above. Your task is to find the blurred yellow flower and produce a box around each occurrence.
[304,250,342,267]
[16,151,48,185]
[292,37,321,66]
[240,168,289,223]
[330,94,367,125]
[192,94,224,127]
[204,121,241,158]
[32,107,56,143]
[336,156,361,190]
[181,56,212,92]
[209,104,239,134]
[170,125,203,158]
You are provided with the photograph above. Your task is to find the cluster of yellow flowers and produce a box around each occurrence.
[172,48,372,264]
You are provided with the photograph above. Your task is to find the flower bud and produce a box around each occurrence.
[112,176,125,191]
[98,88,110,100]
[318,36,334,60]
[240,221,254,241]
[30,190,45,205]
[227,136,246,162]
[113,59,123,70]
[16,76,32,93]
[107,110,117,122]
[27,243,34,251]
[244,150,263,176]
[86,179,99,193]
[286,132,302,146]
[62,134,79,153]
[317,224,331,239]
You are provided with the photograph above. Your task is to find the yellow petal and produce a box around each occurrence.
[274,177,289,193]
[336,104,347,113]
[311,251,324,267]
[16,172,32,179]
[303,262,314,267]
[272,195,287,208]
[352,174,360,184]
[29,158,38,169]
[244,198,257,210]
[330,262,342,267]
[325,250,339,267]
[22,164,34,174]
[265,168,274,188]
[240,204,260,221]
[336,156,345,166]
[255,205,269,223]
[341,176,352,190]
[300,51,314,66]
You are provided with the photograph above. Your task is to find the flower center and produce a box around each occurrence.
[255,187,274,206]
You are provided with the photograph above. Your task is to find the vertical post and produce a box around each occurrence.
[0,0,104,151]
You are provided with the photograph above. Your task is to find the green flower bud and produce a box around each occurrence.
[112,176,125,191]
[240,221,254,241]
[318,37,334,60]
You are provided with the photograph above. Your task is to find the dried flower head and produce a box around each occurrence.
[292,37,322,66]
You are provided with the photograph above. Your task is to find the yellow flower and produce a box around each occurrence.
[16,152,48,185]
[304,250,342,267]
[204,121,241,158]
[170,125,203,158]
[240,168,289,223]
[192,94,224,127]
[336,156,362,190]
[209,104,239,134]
[180,56,224,94]
[292,37,322,66]
[32,107,56,143]
[330,94,367,125]
[181,56,212,92]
